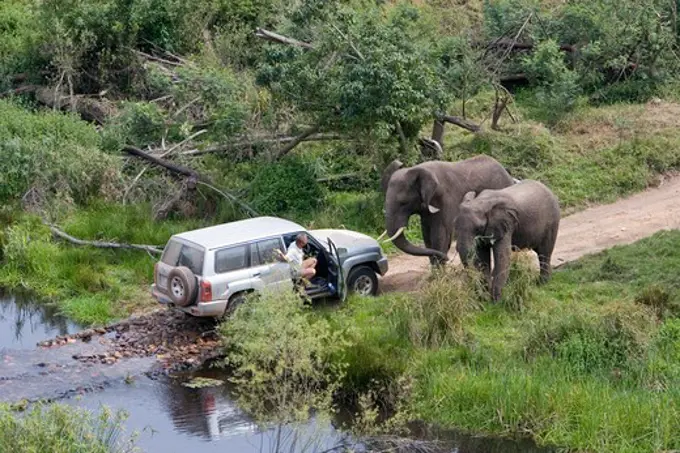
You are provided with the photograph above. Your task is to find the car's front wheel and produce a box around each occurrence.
[347,266,378,297]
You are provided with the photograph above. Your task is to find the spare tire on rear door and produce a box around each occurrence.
[167,266,197,307]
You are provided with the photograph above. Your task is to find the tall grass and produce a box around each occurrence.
[0,404,136,453]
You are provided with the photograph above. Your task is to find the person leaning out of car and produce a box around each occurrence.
[283,233,317,280]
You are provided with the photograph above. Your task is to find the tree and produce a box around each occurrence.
[256,2,453,156]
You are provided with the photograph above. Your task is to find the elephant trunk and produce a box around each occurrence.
[456,235,474,267]
[386,217,448,261]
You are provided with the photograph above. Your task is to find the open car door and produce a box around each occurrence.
[327,238,347,302]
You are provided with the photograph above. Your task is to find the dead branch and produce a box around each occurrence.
[0,85,39,98]
[255,28,314,49]
[123,145,260,217]
[48,223,163,254]
[124,145,203,179]
[182,133,343,156]
[274,125,321,159]
[2,85,117,124]
[134,50,185,67]
[489,39,576,53]
[439,115,482,133]
[196,181,259,217]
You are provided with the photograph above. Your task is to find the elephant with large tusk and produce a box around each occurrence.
[381,154,516,265]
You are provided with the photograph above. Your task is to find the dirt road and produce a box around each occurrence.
[381,174,680,293]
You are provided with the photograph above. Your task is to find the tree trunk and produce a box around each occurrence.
[431,119,445,146]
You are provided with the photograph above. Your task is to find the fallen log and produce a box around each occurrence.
[48,223,164,255]
[182,133,343,156]
[0,85,117,124]
[274,125,321,160]
[439,115,482,133]
[255,28,314,49]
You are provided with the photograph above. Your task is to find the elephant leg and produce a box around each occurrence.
[535,245,553,284]
[429,224,451,267]
[491,236,512,302]
[474,244,492,287]
[422,216,448,267]
[536,226,558,284]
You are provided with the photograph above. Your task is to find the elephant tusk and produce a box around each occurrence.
[377,230,388,241]
[428,204,440,214]
[382,227,405,243]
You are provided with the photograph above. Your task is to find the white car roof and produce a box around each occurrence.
[172,216,305,250]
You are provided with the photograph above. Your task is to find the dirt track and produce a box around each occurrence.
[381,174,680,293]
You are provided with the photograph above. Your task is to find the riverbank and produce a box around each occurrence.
[277,230,680,453]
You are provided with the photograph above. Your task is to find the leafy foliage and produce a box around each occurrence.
[0,100,120,205]
[219,290,350,424]
[248,155,323,217]
[258,3,450,142]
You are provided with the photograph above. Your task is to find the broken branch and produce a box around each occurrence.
[123,145,259,217]
[439,115,482,133]
[274,125,321,159]
[182,133,343,156]
[48,223,163,254]
[255,28,314,49]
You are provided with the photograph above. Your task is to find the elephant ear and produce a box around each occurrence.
[414,167,440,213]
[380,159,404,193]
[486,201,519,239]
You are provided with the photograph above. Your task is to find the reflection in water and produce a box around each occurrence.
[0,290,83,349]
[71,366,553,453]
[71,369,347,453]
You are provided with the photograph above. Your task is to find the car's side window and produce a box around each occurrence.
[215,244,249,274]
[255,238,284,265]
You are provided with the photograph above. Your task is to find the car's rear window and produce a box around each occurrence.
[162,239,204,275]
[215,244,249,274]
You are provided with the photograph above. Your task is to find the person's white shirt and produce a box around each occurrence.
[285,241,304,266]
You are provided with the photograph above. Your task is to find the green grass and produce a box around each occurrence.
[315,230,680,453]
[0,403,136,453]
[0,204,210,325]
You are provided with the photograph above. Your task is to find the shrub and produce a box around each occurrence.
[521,40,582,125]
[635,284,680,320]
[0,403,135,453]
[218,290,350,424]
[248,155,324,218]
[0,100,121,205]
[457,127,557,178]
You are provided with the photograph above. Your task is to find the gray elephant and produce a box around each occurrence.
[454,180,560,301]
[381,155,516,264]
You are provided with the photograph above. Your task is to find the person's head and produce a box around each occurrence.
[295,233,308,247]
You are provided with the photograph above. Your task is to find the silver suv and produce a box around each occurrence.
[151,216,389,317]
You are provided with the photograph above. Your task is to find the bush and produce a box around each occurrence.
[248,155,324,218]
[219,290,350,424]
[521,40,583,125]
[0,100,121,205]
[0,403,135,453]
